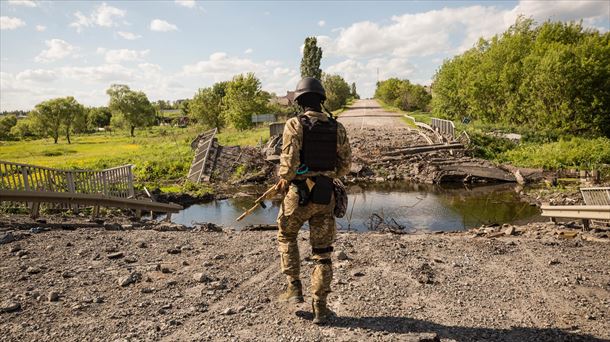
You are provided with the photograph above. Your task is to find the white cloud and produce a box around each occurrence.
[318,20,326,27]
[1,16,26,30]
[8,0,37,7]
[104,49,150,63]
[16,69,57,82]
[70,2,126,32]
[244,48,253,54]
[117,31,142,40]
[175,0,196,8]
[34,39,75,63]
[35,25,46,32]
[61,64,134,83]
[150,19,178,32]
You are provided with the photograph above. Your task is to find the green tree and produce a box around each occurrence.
[190,81,229,130]
[88,107,112,128]
[223,73,269,130]
[29,97,83,144]
[10,118,37,140]
[0,115,17,140]
[106,84,156,137]
[350,82,360,100]
[322,74,351,111]
[300,37,323,79]
[180,99,190,117]
[59,96,85,143]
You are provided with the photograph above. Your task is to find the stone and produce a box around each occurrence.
[48,292,60,302]
[193,273,212,283]
[352,271,365,277]
[336,251,349,261]
[549,259,561,265]
[0,232,15,245]
[119,272,142,287]
[167,248,181,255]
[212,254,225,260]
[29,227,43,234]
[221,308,236,315]
[9,244,21,253]
[107,252,124,259]
[136,241,148,248]
[16,250,28,257]
[209,281,226,290]
[161,267,173,274]
[141,288,154,294]
[504,226,515,236]
[0,301,21,313]
[125,256,138,263]
[61,271,74,278]
[26,266,41,274]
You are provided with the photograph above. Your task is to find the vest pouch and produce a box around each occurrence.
[292,180,310,206]
[310,176,333,205]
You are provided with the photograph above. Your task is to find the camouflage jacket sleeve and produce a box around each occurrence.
[334,122,352,178]
[278,117,302,182]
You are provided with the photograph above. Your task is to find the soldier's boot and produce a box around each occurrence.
[278,279,304,303]
[312,299,334,325]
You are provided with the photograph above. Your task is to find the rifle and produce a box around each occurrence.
[235,186,278,222]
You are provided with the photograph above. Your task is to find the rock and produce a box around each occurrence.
[48,292,60,302]
[107,252,124,259]
[29,227,43,234]
[221,308,236,315]
[167,248,181,255]
[208,281,226,290]
[193,273,212,283]
[504,226,515,236]
[0,301,21,313]
[94,297,104,304]
[0,232,15,245]
[136,241,148,248]
[103,223,123,231]
[125,256,138,263]
[336,250,349,261]
[61,271,74,278]
[141,288,154,294]
[16,250,28,257]
[121,224,133,230]
[413,263,435,284]
[119,272,142,287]
[352,271,365,277]
[26,266,41,274]
[160,267,173,274]
[212,254,225,260]
[549,259,561,265]
[9,244,21,253]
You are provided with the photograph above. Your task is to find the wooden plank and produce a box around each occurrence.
[541,205,610,220]
[0,190,182,213]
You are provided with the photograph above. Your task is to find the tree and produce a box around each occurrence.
[322,74,351,111]
[106,84,156,137]
[179,99,190,117]
[0,115,17,140]
[88,107,112,128]
[223,73,269,130]
[29,97,82,144]
[350,82,360,100]
[300,37,323,79]
[190,81,229,130]
[10,119,37,140]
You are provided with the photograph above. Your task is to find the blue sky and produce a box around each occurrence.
[1,0,608,111]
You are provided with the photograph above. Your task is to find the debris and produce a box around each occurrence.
[107,252,124,259]
[29,227,44,234]
[504,226,515,236]
[413,263,435,284]
[0,232,15,245]
[103,223,123,231]
[119,272,141,287]
[336,250,349,261]
[26,266,40,274]
[193,273,212,283]
[166,248,181,255]
[221,308,236,315]
[48,292,60,302]
[192,222,222,232]
[241,224,278,231]
[0,301,21,313]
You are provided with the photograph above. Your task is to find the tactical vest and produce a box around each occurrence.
[299,114,338,172]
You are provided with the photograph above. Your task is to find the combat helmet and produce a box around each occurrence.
[294,77,326,102]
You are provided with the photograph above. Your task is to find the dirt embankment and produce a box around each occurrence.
[1,216,609,342]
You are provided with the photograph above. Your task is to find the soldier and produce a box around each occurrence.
[274,77,351,324]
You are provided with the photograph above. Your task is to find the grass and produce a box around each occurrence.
[0,125,269,190]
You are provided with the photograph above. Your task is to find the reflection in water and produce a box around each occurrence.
[170,183,540,232]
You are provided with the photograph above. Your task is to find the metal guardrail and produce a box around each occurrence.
[0,160,134,198]
[581,187,610,206]
[431,118,455,139]
[541,204,610,230]
[187,128,218,183]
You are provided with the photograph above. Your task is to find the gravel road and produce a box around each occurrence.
[1,220,609,341]
[338,99,406,129]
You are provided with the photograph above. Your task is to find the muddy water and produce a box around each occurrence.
[170,183,541,232]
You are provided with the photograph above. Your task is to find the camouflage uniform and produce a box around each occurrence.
[277,110,351,303]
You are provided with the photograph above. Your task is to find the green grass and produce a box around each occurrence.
[0,125,269,190]
[376,99,432,126]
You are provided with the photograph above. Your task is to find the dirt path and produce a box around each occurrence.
[338,99,406,129]
[1,220,609,342]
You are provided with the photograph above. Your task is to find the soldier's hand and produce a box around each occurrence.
[274,178,289,194]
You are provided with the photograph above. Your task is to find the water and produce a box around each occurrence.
[169,183,541,232]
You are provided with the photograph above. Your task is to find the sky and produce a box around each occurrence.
[1,0,609,111]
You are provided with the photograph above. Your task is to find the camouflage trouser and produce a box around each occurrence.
[277,184,336,302]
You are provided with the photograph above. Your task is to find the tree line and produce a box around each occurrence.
[374,78,431,111]
[432,17,610,137]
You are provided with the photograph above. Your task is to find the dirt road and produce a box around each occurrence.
[1,219,609,341]
[338,99,406,129]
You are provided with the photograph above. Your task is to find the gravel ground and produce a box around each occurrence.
[1,219,609,342]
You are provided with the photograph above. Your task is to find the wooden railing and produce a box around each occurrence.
[0,160,134,198]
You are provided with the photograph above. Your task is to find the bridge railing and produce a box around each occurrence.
[0,160,134,199]
[431,118,455,140]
